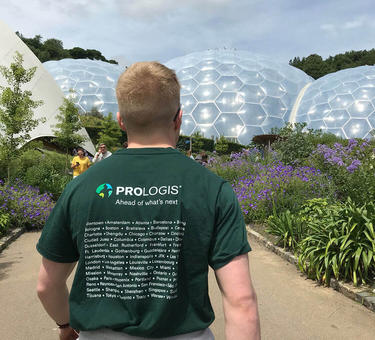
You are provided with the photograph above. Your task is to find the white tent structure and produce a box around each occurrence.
[0,20,95,154]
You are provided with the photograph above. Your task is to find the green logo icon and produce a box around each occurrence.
[96,183,113,198]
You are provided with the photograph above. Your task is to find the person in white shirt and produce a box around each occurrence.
[92,143,112,163]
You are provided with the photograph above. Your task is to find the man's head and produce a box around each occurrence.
[98,144,107,153]
[116,62,181,138]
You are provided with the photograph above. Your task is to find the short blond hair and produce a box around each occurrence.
[116,62,180,134]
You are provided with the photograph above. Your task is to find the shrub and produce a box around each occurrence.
[0,179,54,230]
[3,149,71,199]
[266,210,306,251]
[298,198,375,286]
[309,139,375,205]
[232,162,335,223]
[0,212,10,236]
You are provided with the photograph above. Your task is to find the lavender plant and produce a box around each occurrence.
[0,179,54,230]
[310,139,375,204]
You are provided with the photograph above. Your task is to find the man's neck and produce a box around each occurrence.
[127,142,175,149]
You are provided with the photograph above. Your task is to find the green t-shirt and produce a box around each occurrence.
[37,147,251,338]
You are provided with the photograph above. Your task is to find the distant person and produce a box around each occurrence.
[123,141,128,148]
[92,143,112,163]
[186,150,194,160]
[71,148,91,178]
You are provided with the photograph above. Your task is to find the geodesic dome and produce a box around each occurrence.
[43,59,123,116]
[295,66,375,139]
[166,49,313,144]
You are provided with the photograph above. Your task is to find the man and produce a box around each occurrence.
[71,148,91,178]
[37,62,260,340]
[92,143,112,163]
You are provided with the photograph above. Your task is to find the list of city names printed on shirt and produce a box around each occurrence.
[84,219,185,300]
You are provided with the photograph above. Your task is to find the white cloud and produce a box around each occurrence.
[343,19,364,30]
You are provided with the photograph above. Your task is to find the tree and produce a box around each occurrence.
[97,112,123,150]
[53,97,86,172]
[0,52,44,181]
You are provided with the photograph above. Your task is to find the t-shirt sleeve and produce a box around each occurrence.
[36,189,79,263]
[208,181,251,270]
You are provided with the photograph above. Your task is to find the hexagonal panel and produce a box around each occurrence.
[352,87,375,100]
[237,126,264,145]
[92,74,117,88]
[191,103,220,124]
[326,128,347,139]
[329,94,355,110]
[100,103,119,115]
[70,70,93,81]
[214,114,244,137]
[261,117,285,133]
[348,101,374,117]
[261,97,287,118]
[180,79,199,95]
[180,115,196,135]
[323,110,350,128]
[195,70,220,84]
[314,90,336,105]
[216,76,243,91]
[368,112,375,127]
[56,78,76,92]
[335,82,359,94]
[308,103,331,120]
[181,95,198,115]
[196,60,220,71]
[177,67,200,81]
[261,68,284,82]
[193,84,220,102]
[237,70,264,84]
[217,63,243,75]
[260,80,286,98]
[308,120,327,131]
[75,81,99,95]
[238,85,266,103]
[344,119,372,138]
[193,124,219,139]
[215,92,245,112]
[79,95,103,112]
[97,88,115,102]
[238,103,267,125]
[86,66,107,75]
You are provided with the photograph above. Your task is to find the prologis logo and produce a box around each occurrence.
[96,183,113,198]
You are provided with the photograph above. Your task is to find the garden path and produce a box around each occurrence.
[0,232,374,340]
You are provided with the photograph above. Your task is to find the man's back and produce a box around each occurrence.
[37,147,250,337]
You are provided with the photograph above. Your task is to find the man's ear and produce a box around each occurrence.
[174,109,183,130]
[117,112,126,131]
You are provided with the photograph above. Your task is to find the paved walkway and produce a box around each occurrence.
[0,232,375,339]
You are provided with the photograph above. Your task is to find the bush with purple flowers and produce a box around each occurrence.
[0,179,54,232]
[208,149,334,223]
[309,139,375,205]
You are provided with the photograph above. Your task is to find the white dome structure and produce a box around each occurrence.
[43,59,123,116]
[166,49,313,144]
[294,66,375,139]
[0,20,95,154]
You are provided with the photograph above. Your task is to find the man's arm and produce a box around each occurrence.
[37,257,77,339]
[215,254,260,340]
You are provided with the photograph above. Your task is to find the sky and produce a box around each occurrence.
[1,0,375,67]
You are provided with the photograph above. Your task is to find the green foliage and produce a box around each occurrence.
[53,97,86,151]
[290,49,375,79]
[2,149,71,200]
[270,122,343,166]
[266,210,306,251]
[190,132,214,153]
[0,52,44,180]
[16,32,118,64]
[97,113,123,150]
[0,212,10,236]
[298,198,375,286]
[214,136,245,155]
